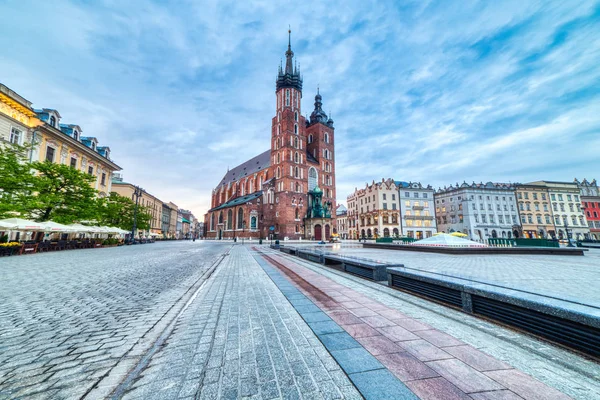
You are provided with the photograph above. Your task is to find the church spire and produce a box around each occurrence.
[276,28,302,92]
[285,28,294,75]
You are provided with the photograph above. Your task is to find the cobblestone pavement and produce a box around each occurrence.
[303,244,600,307]
[0,241,231,399]
[122,245,361,400]
[261,247,600,399]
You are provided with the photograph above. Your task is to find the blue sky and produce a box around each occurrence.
[1,0,598,216]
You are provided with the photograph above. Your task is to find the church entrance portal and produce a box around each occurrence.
[314,224,322,241]
[325,225,331,240]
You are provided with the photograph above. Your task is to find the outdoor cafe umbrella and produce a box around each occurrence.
[0,218,46,231]
[42,221,77,232]
[67,223,96,233]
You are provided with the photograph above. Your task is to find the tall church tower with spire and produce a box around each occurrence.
[205,31,337,241]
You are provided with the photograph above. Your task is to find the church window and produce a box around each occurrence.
[295,208,300,220]
[250,216,257,229]
[308,134,313,144]
[276,167,281,179]
[295,166,299,178]
[277,124,280,135]
[294,124,298,134]
[294,112,298,122]
[325,133,329,143]
[294,152,299,163]
[296,182,300,192]
[278,111,281,122]
[290,166,293,176]
[277,153,280,164]
[294,137,298,148]
[286,89,290,106]
[237,208,244,229]
[219,211,223,224]
[210,214,215,231]
[308,167,318,191]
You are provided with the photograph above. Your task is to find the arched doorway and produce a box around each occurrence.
[491,230,498,238]
[383,228,390,237]
[325,225,331,240]
[361,229,366,238]
[393,228,399,237]
[218,229,222,240]
[314,224,322,241]
[513,230,519,238]
[367,229,372,238]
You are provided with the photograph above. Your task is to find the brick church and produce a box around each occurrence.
[204,32,337,241]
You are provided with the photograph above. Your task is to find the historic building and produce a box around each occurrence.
[435,182,520,241]
[576,178,599,240]
[526,181,590,240]
[514,183,555,239]
[204,32,337,241]
[111,176,163,237]
[346,179,401,239]
[398,181,437,239]
[0,83,120,195]
[336,204,348,239]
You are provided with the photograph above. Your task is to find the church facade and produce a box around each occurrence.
[204,33,337,241]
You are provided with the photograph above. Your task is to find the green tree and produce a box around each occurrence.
[96,192,152,231]
[0,144,36,219]
[23,161,99,223]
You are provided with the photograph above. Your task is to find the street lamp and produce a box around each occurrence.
[131,186,143,244]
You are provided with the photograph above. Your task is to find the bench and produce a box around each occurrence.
[324,254,401,281]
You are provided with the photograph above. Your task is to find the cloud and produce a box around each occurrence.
[0,0,598,216]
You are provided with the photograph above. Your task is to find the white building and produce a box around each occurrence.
[346,179,401,239]
[397,181,437,239]
[336,204,348,239]
[435,182,520,241]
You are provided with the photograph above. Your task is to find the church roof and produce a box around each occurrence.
[209,191,263,212]
[217,150,271,188]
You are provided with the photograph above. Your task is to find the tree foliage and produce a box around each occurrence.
[96,192,152,232]
[0,144,35,219]
[22,161,99,223]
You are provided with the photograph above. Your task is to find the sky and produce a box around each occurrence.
[0,0,599,216]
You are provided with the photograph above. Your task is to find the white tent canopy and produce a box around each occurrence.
[413,233,487,247]
[42,221,77,232]
[0,218,46,231]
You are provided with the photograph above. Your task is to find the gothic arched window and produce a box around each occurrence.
[325,133,329,143]
[294,112,298,121]
[308,134,313,144]
[294,124,298,134]
[227,209,233,230]
[219,211,223,224]
[295,166,299,178]
[286,89,290,106]
[294,152,299,163]
[277,153,280,164]
[294,137,298,149]
[211,214,215,231]
[308,167,318,191]
[237,208,244,229]
[295,208,300,220]
[276,167,281,179]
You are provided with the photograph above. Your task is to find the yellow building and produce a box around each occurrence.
[111,178,164,236]
[515,183,555,238]
[0,83,121,194]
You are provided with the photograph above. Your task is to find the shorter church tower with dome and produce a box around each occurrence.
[204,31,337,241]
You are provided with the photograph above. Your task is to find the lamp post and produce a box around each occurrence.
[131,186,143,244]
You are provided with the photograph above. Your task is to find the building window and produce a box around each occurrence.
[49,116,56,127]
[308,167,317,191]
[45,146,55,162]
[294,124,298,134]
[237,208,244,229]
[88,166,93,175]
[250,216,257,229]
[9,127,22,144]
[294,111,298,121]
[73,131,79,141]
[101,173,106,186]
[227,210,233,230]
[324,133,329,143]
[286,89,290,106]
[70,157,77,168]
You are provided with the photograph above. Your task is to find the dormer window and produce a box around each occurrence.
[73,131,79,141]
[92,142,96,150]
[49,116,56,127]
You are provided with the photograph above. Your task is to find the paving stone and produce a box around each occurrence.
[484,369,572,400]
[357,335,404,356]
[379,351,440,381]
[319,332,362,351]
[308,320,345,335]
[443,345,512,372]
[405,376,471,400]
[349,369,419,400]
[330,347,384,374]
[397,339,454,362]
[427,359,505,393]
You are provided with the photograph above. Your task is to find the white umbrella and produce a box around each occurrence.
[67,223,95,233]
[42,221,77,232]
[0,218,46,231]
[0,219,17,230]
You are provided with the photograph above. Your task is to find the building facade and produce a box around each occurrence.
[577,178,599,240]
[336,204,348,239]
[204,33,337,241]
[346,179,401,239]
[515,183,555,239]
[111,179,163,237]
[435,182,520,241]
[0,83,120,195]
[526,181,590,240]
[398,181,437,239]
